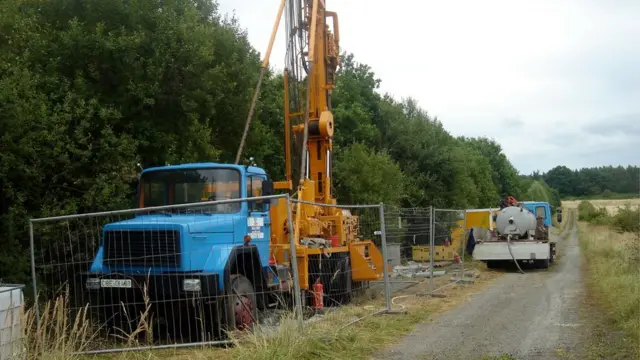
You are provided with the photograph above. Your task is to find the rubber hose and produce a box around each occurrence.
[507,235,525,274]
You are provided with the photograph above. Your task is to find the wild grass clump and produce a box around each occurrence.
[22,293,97,360]
[20,285,155,360]
[579,222,640,356]
[225,305,432,360]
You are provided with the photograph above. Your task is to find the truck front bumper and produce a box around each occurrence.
[77,272,221,305]
[472,242,550,261]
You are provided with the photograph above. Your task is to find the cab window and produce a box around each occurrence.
[535,206,546,218]
[246,175,265,212]
[140,168,241,213]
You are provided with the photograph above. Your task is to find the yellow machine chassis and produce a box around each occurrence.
[269,192,386,291]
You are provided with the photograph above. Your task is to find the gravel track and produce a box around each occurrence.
[371,216,585,360]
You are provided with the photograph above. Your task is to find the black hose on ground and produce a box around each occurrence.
[507,235,525,274]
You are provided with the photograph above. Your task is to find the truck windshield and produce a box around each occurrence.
[139,168,241,213]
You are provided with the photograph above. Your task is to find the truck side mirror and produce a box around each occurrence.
[557,213,562,223]
[262,180,274,196]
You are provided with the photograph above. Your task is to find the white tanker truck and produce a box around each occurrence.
[471,200,560,271]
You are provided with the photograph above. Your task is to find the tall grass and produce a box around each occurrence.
[578,222,640,356]
[19,285,155,360]
[22,293,96,359]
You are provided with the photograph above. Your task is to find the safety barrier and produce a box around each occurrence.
[25,199,475,355]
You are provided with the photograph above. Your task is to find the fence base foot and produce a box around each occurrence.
[450,278,475,284]
[314,308,326,315]
[416,292,447,298]
[382,309,408,315]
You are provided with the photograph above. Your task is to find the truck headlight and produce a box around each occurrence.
[183,279,201,292]
[86,278,101,290]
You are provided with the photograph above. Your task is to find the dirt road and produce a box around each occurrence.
[372,217,585,360]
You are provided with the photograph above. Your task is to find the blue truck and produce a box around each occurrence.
[80,163,293,339]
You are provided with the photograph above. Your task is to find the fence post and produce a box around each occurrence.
[429,206,435,292]
[378,203,392,312]
[29,220,40,328]
[285,195,304,329]
[461,210,467,273]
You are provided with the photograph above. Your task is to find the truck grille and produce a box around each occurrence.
[103,229,181,268]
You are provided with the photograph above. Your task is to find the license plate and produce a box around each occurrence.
[100,279,132,288]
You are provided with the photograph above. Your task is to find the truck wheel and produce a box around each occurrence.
[340,257,353,304]
[226,274,258,331]
[536,259,550,270]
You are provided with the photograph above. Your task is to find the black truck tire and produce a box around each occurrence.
[225,274,259,332]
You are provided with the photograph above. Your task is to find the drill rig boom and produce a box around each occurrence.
[268,0,385,291]
[275,0,339,206]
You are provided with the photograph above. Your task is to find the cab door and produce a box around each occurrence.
[246,175,271,266]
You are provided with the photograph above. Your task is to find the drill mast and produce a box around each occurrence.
[275,0,340,206]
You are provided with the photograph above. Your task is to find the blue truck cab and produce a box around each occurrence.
[80,162,284,333]
[520,201,552,227]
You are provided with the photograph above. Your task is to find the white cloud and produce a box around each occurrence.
[217,0,640,174]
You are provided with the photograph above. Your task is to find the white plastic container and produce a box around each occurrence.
[0,285,24,360]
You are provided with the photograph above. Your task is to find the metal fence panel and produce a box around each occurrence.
[26,195,475,356]
[28,195,301,355]
[381,207,471,297]
[383,207,436,293]
[287,199,390,316]
[433,208,468,289]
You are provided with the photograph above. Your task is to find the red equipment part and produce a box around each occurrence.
[505,196,518,206]
[234,295,254,330]
[328,235,340,247]
[312,281,324,310]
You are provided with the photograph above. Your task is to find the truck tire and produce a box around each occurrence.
[328,254,353,305]
[535,258,550,270]
[339,256,353,304]
[225,274,258,331]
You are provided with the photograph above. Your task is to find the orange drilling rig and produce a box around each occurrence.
[266,0,386,306]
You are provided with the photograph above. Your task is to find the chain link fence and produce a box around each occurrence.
[287,199,391,319]
[24,198,479,355]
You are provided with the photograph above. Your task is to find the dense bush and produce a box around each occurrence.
[610,205,640,234]
[578,201,640,233]
[578,201,609,223]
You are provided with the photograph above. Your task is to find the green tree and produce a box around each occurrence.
[0,0,268,284]
[333,143,404,206]
[458,136,523,200]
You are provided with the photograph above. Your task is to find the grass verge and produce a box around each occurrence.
[24,262,502,360]
[577,221,639,359]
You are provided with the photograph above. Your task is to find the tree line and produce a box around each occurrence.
[0,0,624,284]
[538,165,639,199]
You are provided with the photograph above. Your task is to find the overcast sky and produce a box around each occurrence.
[217,0,640,174]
